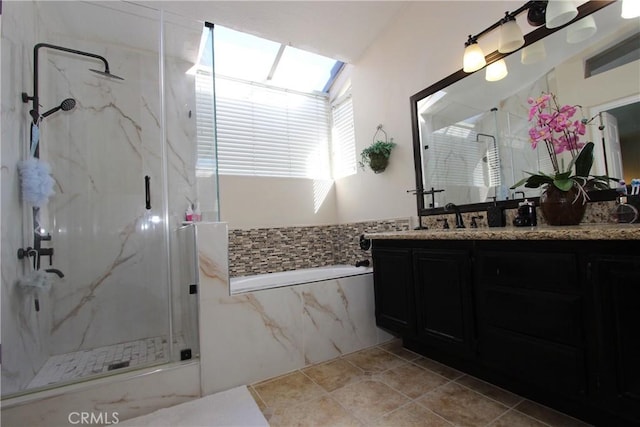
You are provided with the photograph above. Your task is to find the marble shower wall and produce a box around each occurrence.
[197,223,393,395]
[37,1,170,358]
[1,1,204,395]
[0,0,50,396]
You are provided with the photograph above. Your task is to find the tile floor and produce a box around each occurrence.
[28,335,186,389]
[249,340,591,426]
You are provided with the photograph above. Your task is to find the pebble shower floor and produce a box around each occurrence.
[27,336,184,389]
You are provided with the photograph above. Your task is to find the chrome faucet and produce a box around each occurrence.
[445,203,465,228]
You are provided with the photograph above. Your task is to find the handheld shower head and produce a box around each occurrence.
[60,98,76,111]
[41,98,76,118]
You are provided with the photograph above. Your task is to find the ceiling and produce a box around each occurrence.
[137,1,409,63]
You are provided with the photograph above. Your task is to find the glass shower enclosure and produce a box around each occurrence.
[1,1,216,397]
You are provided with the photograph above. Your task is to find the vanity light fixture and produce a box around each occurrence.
[527,1,548,26]
[462,0,605,75]
[463,35,486,73]
[462,2,534,74]
[621,0,640,19]
[545,0,579,28]
[566,15,597,44]
[498,12,525,53]
[485,59,508,81]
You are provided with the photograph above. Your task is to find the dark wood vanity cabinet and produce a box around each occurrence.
[371,238,640,426]
[372,241,475,360]
[475,244,588,399]
[590,255,640,425]
[372,247,415,335]
[413,248,475,359]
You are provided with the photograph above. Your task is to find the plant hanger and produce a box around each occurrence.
[373,123,388,144]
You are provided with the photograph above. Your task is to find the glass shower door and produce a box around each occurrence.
[2,0,208,398]
[29,1,170,388]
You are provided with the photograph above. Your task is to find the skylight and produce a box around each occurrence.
[213,25,342,93]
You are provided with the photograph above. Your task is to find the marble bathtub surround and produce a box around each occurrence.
[196,223,393,396]
[228,219,409,277]
[249,339,590,427]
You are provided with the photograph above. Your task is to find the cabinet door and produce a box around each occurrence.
[476,250,587,398]
[413,249,474,358]
[592,256,640,425]
[372,247,415,334]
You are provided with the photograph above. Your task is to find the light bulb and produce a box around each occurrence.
[566,15,597,44]
[622,0,640,19]
[463,42,486,73]
[546,0,579,29]
[521,41,547,65]
[486,59,508,82]
[498,19,525,53]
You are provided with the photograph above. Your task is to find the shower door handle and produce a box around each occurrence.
[144,176,151,210]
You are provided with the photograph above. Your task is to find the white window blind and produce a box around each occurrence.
[331,95,356,178]
[195,70,217,177]
[215,77,331,179]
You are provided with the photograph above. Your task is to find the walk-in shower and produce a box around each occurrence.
[1,0,216,402]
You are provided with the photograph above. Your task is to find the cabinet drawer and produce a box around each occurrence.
[478,251,578,291]
[482,288,583,347]
[480,329,587,397]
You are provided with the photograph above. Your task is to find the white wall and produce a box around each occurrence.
[335,1,519,224]
[219,175,338,228]
[219,1,514,228]
[553,22,640,178]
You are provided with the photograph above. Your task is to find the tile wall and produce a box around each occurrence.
[228,219,410,277]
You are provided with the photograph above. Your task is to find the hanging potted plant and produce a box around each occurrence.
[359,125,396,173]
[511,92,617,225]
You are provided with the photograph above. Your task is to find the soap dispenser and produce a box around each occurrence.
[513,199,537,226]
[487,200,506,227]
[193,202,202,222]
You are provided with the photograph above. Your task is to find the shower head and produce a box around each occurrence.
[60,98,76,111]
[475,133,496,143]
[41,98,76,118]
[89,68,124,81]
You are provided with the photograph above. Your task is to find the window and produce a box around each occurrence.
[193,24,350,180]
[215,78,330,178]
[331,94,356,178]
[195,69,216,177]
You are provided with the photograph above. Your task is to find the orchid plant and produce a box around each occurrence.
[511,92,616,203]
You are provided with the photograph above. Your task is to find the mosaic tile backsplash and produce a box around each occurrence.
[228,200,622,278]
[228,219,409,277]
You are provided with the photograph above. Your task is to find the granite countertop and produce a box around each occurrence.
[365,223,640,241]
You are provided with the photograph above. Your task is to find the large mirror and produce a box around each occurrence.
[411,0,640,215]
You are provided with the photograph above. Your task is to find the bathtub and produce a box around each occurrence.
[230,264,373,294]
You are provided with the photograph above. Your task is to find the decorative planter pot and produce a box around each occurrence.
[369,153,389,173]
[539,185,587,225]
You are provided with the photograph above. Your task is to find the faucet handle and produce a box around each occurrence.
[437,218,450,229]
[471,215,484,228]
